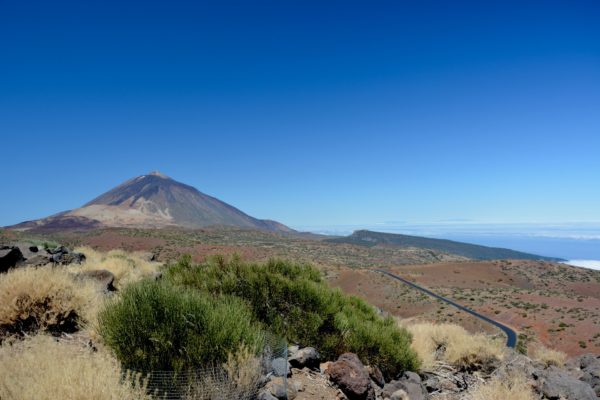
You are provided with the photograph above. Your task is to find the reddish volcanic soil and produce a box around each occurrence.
[79,231,166,252]
[9,228,599,357]
[330,261,600,357]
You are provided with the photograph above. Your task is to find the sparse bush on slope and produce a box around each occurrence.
[165,255,420,378]
[0,335,149,400]
[98,279,264,372]
[530,343,567,367]
[469,371,535,400]
[0,266,101,341]
[405,322,504,371]
[71,246,161,288]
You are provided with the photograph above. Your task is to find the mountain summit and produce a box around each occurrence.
[9,172,293,232]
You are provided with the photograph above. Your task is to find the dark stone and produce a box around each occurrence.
[271,383,287,400]
[326,352,375,400]
[76,269,116,292]
[52,250,86,265]
[367,365,385,388]
[271,357,290,377]
[383,372,429,400]
[578,354,600,397]
[49,245,69,255]
[288,347,320,370]
[257,390,278,400]
[22,254,52,267]
[0,246,24,273]
[533,366,598,400]
[579,354,600,371]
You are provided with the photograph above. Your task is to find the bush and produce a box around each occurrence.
[530,344,566,367]
[70,247,162,289]
[0,335,149,400]
[405,322,504,371]
[0,267,101,341]
[166,256,419,378]
[98,279,263,372]
[469,371,535,400]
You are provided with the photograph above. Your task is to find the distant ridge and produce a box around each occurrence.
[8,171,294,233]
[326,230,561,261]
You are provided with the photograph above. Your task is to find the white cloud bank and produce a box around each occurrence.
[563,260,600,271]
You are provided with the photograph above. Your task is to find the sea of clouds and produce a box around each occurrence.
[563,260,600,271]
[295,221,600,261]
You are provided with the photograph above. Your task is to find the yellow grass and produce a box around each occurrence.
[71,247,161,288]
[223,344,263,390]
[0,266,101,336]
[184,345,263,400]
[530,343,567,367]
[469,371,535,400]
[405,322,505,370]
[0,335,149,400]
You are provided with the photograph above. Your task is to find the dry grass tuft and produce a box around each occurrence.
[469,371,535,400]
[530,343,567,367]
[405,322,505,371]
[184,345,264,400]
[0,335,149,400]
[72,247,161,288]
[223,344,263,390]
[0,267,101,340]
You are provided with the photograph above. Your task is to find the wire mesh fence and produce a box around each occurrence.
[126,333,288,400]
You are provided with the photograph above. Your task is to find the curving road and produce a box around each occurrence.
[374,269,517,349]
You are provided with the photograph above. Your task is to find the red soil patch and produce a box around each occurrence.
[330,261,600,357]
[80,231,166,252]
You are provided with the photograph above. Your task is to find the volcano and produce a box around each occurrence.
[9,171,293,233]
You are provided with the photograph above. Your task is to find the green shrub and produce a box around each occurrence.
[166,256,419,378]
[98,280,263,372]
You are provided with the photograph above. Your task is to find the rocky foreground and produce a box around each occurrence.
[1,242,598,400]
[260,346,600,400]
[0,243,86,272]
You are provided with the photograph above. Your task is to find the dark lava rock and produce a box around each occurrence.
[75,269,116,292]
[578,354,600,397]
[383,371,429,400]
[289,347,320,370]
[326,353,375,400]
[367,364,385,388]
[0,246,24,273]
[534,365,598,400]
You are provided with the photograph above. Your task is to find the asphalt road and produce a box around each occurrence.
[375,269,517,348]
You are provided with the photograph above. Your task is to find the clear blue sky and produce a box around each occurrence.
[1,0,599,228]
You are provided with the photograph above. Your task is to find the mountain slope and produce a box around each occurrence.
[326,230,560,261]
[9,171,294,233]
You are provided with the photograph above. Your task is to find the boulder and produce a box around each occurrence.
[22,254,52,267]
[257,390,279,400]
[271,357,290,377]
[76,269,116,292]
[579,354,600,371]
[289,347,320,370]
[10,243,51,266]
[266,376,296,400]
[0,246,24,273]
[4,243,87,267]
[533,366,598,400]
[325,353,375,400]
[382,372,428,400]
[43,245,83,264]
[578,354,600,397]
[48,245,69,255]
[366,365,385,388]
